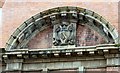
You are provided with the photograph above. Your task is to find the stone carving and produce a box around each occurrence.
[53,22,76,46]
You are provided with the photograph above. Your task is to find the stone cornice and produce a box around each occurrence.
[2,44,120,60]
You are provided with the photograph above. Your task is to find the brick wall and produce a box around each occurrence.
[1,0,119,48]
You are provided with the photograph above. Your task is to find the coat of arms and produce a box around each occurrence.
[53,22,76,46]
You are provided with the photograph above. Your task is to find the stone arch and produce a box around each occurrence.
[5,6,118,51]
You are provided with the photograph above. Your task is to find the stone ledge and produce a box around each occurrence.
[2,44,120,60]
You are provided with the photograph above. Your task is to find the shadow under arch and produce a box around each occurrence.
[5,6,118,51]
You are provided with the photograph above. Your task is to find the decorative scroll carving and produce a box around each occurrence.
[53,22,76,47]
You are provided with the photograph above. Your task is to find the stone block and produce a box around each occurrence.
[54,62,63,69]
[73,61,81,68]
[6,62,22,70]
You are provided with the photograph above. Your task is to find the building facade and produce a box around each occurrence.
[0,0,120,73]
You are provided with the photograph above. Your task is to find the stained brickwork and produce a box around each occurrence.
[28,26,53,49]
[76,24,106,46]
[27,24,106,48]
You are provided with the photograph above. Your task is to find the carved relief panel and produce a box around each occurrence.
[53,22,76,47]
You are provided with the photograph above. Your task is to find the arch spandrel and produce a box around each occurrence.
[5,6,118,51]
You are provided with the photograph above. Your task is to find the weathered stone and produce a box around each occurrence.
[53,22,76,47]
[6,62,22,70]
